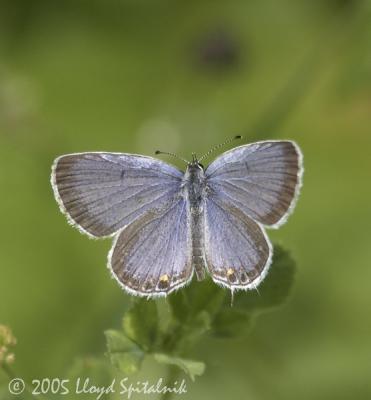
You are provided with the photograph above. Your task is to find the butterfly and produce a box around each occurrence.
[51,139,303,298]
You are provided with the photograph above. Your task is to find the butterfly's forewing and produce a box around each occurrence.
[204,195,272,290]
[51,153,183,238]
[205,141,303,228]
[108,199,193,297]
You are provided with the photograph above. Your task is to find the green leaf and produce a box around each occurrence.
[211,309,253,338]
[183,311,211,344]
[167,290,190,322]
[105,330,144,375]
[122,299,158,351]
[156,298,173,334]
[163,310,212,354]
[165,279,225,353]
[185,278,226,317]
[169,278,226,323]
[153,353,205,381]
[232,244,296,313]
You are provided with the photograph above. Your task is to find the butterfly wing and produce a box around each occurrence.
[203,140,303,290]
[204,195,272,290]
[205,140,303,228]
[108,198,193,297]
[51,152,183,238]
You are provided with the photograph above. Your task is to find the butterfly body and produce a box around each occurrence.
[183,161,208,281]
[51,140,303,298]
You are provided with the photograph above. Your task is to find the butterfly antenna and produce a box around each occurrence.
[155,150,189,165]
[198,135,242,163]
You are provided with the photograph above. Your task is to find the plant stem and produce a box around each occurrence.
[161,365,181,400]
[1,363,16,379]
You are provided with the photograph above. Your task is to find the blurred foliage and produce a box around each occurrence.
[104,245,295,385]
[0,325,16,368]
[0,246,295,399]
[1,0,371,399]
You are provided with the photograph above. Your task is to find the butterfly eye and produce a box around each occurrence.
[198,163,204,169]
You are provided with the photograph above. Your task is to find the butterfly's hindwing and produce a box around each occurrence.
[204,195,272,290]
[108,199,193,297]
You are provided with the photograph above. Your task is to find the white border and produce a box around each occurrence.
[268,141,304,229]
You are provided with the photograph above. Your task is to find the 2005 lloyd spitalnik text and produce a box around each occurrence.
[29,377,187,399]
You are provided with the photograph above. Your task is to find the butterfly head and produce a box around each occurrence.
[156,135,242,172]
[189,152,204,171]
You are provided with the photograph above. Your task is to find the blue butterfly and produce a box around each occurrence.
[51,139,303,298]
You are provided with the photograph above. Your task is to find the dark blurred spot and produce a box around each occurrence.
[324,0,361,12]
[193,27,241,73]
[332,0,360,7]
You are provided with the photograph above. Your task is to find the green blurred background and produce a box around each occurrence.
[1,0,371,399]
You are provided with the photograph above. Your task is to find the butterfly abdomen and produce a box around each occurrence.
[184,163,208,281]
[190,209,206,280]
